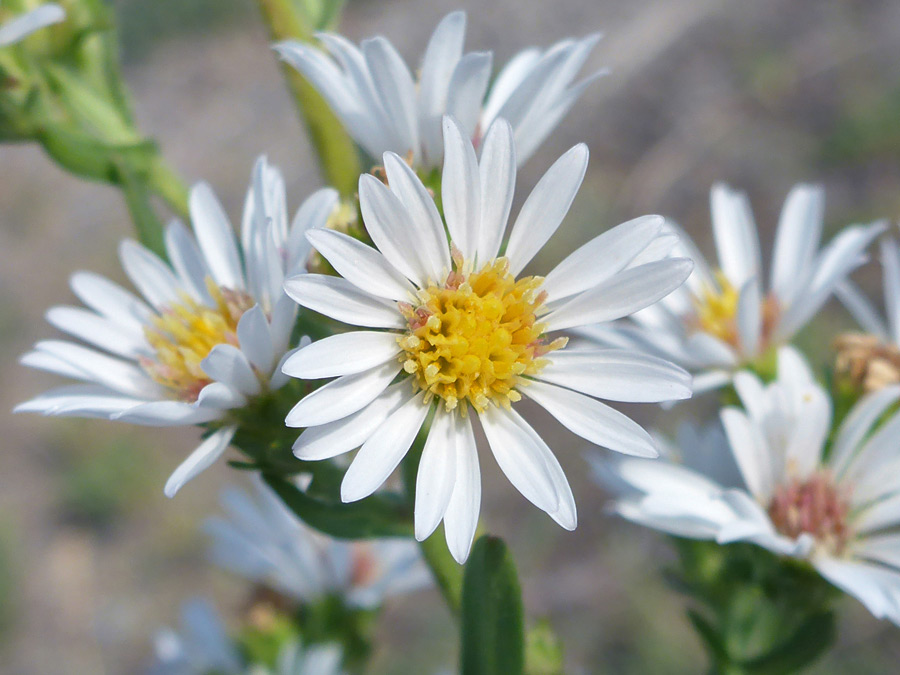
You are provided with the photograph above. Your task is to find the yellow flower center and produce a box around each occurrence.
[398,257,566,413]
[693,271,740,345]
[691,270,780,350]
[141,279,256,402]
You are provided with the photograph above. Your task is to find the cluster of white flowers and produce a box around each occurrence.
[10,5,900,671]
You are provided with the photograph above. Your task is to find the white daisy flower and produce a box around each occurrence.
[581,184,886,394]
[275,11,605,169]
[282,115,693,563]
[0,3,64,47]
[834,229,900,392]
[16,157,337,497]
[149,598,243,675]
[205,477,431,609]
[600,345,900,626]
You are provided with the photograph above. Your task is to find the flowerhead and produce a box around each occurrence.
[835,228,900,393]
[275,11,605,170]
[283,115,693,563]
[583,184,885,394]
[205,478,430,609]
[0,3,64,47]
[600,345,900,625]
[16,157,337,497]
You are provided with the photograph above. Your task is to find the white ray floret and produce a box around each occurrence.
[597,346,900,626]
[204,477,431,609]
[283,115,692,563]
[581,184,886,394]
[16,157,336,497]
[0,3,64,47]
[275,11,606,169]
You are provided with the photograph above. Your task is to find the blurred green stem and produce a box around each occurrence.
[146,155,190,220]
[255,0,360,196]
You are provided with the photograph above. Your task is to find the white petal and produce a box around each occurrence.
[45,306,147,359]
[305,228,416,301]
[443,413,481,563]
[118,240,181,310]
[770,184,824,303]
[293,382,414,460]
[441,115,481,262]
[164,426,237,498]
[542,258,693,332]
[815,558,900,623]
[522,379,658,457]
[165,219,212,303]
[189,182,244,290]
[69,271,153,333]
[112,400,222,426]
[340,392,430,502]
[358,174,434,287]
[535,349,692,402]
[505,144,588,276]
[445,52,493,141]
[383,152,451,280]
[775,221,885,341]
[417,11,467,166]
[543,215,664,303]
[478,405,560,516]
[736,278,761,357]
[720,407,773,501]
[14,384,143,419]
[362,36,419,160]
[0,4,65,47]
[784,385,830,478]
[476,119,516,262]
[710,183,760,288]
[283,274,404,329]
[285,361,401,427]
[831,385,900,477]
[481,48,541,127]
[237,305,275,375]
[281,331,401,379]
[201,344,261,397]
[414,408,458,540]
[835,281,889,339]
[196,381,247,410]
[286,187,339,274]
[25,340,161,398]
[881,236,900,344]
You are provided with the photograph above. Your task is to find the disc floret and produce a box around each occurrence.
[141,278,256,401]
[768,470,851,556]
[398,256,566,413]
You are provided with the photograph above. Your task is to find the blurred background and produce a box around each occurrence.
[2,0,900,672]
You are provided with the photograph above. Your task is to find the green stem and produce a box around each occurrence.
[146,154,190,220]
[255,0,361,197]
[118,162,167,258]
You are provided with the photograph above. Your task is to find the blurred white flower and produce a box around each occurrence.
[149,598,243,675]
[276,11,605,169]
[205,477,431,608]
[835,229,900,392]
[0,3,64,47]
[16,157,336,496]
[599,346,900,626]
[283,115,692,562]
[581,184,885,394]
[247,640,346,675]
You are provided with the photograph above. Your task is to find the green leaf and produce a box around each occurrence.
[461,536,525,675]
[740,611,836,675]
[263,473,413,539]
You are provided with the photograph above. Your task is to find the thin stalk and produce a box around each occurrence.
[146,154,190,220]
[255,0,361,197]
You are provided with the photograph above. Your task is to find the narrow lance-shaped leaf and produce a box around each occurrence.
[461,536,525,675]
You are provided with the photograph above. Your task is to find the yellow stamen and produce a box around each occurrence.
[398,257,562,413]
[141,278,255,401]
[693,271,740,345]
